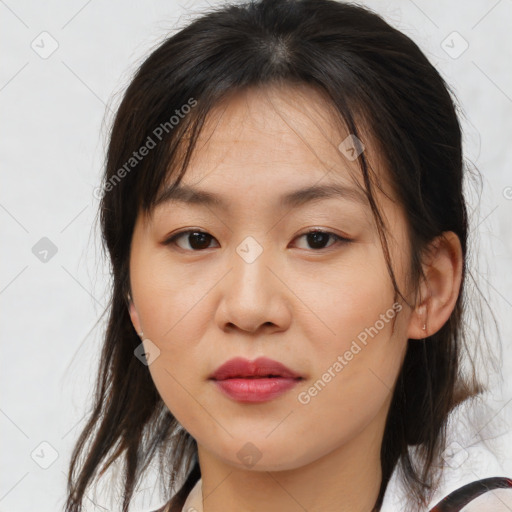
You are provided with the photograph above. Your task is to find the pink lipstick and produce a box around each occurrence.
[209,356,303,403]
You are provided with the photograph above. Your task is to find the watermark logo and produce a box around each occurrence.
[441,441,469,469]
[32,237,58,263]
[31,441,59,469]
[236,236,264,264]
[31,31,59,59]
[236,441,262,468]
[134,338,161,366]
[338,134,365,161]
[441,31,469,59]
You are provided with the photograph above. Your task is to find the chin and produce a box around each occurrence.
[209,437,318,472]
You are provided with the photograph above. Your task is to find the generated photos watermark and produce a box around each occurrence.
[93,97,197,200]
[297,301,403,405]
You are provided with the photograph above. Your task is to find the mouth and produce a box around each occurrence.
[208,357,304,403]
[209,356,303,381]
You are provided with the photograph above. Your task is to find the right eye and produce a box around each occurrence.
[163,230,219,251]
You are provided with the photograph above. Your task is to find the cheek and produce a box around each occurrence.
[147,356,203,427]
[131,247,216,341]
[294,243,400,350]
[297,305,406,418]
[292,246,407,422]
[130,252,215,422]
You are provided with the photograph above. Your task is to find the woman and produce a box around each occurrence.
[64,0,512,510]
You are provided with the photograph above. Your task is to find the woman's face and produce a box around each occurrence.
[128,84,416,471]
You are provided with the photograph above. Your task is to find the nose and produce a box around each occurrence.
[214,237,292,334]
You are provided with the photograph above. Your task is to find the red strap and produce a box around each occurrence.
[429,477,512,511]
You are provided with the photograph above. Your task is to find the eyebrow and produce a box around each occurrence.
[153,182,368,210]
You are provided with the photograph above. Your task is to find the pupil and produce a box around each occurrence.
[190,232,210,250]
[308,231,329,249]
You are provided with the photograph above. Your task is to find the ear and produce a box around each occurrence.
[407,231,463,340]
[127,292,143,336]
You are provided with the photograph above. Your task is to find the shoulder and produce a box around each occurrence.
[429,476,512,511]
[461,488,512,511]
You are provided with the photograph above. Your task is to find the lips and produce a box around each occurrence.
[209,356,303,381]
[209,356,303,403]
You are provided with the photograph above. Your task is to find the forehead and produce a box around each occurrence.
[178,83,364,184]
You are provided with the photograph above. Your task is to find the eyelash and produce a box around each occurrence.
[162,229,352,252]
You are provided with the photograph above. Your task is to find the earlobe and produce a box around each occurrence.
[127,293,143,338]
[407,231,463,340]
[407,290,429,340]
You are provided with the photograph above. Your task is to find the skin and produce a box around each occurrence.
[127,83,463,512]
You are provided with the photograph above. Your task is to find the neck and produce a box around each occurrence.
[196,401,388,512]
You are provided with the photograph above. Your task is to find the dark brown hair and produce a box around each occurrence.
[65,0,499,510]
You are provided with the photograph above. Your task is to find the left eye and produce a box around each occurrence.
[163,229,351,251]
[294,230,351,250]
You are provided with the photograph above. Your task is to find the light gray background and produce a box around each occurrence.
[1,1,511,511]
